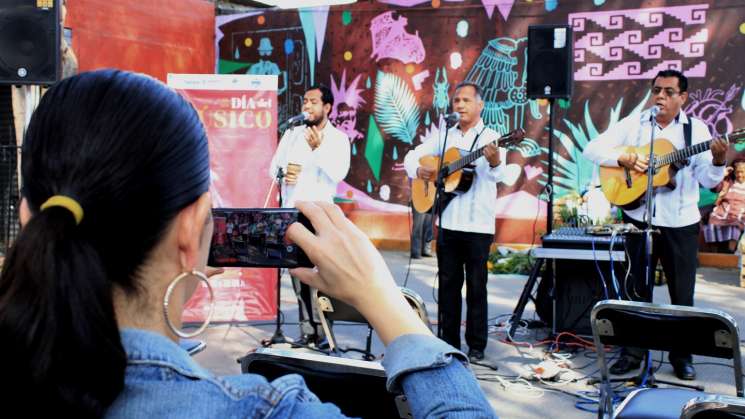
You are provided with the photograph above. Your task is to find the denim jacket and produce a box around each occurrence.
[106,328,496,418]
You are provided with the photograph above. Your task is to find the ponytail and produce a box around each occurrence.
[0,69,211,415]
[0,207,125,416]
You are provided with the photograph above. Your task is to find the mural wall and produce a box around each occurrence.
[67,0,215,81]
[216,0,745,234]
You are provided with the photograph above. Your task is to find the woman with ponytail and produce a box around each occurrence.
[0,70,494,418]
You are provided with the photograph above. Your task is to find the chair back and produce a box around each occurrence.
[239,348,411,418]
[591,300,743,397]
[681,394,745,418]
[400,287,431,329]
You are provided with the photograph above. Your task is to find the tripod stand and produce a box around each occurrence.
[508,98,556,340]
[262,168,292,347]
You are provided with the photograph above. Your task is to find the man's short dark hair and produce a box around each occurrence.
[307,84,334,108]
[454,82,483,100]
[652,70,688,92]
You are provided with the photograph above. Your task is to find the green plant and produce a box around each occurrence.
[487,251,534,275]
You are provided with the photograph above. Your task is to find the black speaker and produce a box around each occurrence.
[536,258,643,336]
[0,0,60,85]
[527,24,573,99]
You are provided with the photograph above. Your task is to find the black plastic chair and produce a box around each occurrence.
[179,338,207,356]
[590,300,743,419]
[313,287,431,359]
[680,394,745,418]
[239,347,412,418]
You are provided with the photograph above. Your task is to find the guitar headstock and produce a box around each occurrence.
[724,128,745,145]
[499,128,526,147]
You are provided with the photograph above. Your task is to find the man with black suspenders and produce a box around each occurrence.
[404,82,506,361]
[583,70,728,380]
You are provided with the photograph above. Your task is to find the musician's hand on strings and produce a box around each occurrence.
[711,137,728,166]
[417,166,436,182]
[305,126,324,150]
[618,152,649,173]
[483,143,501,167]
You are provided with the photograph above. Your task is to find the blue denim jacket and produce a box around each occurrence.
[106,328,496,418]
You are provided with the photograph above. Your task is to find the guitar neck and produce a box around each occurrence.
[655,128,745,168]
[655,140,712,168]
[445,141,493,174]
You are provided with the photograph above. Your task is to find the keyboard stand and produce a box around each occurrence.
[508,244,627,340]
[508,257,544,341]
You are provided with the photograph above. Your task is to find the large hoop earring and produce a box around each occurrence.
[163,270,215,339]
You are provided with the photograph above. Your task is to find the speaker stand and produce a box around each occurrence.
[508,98,556,341]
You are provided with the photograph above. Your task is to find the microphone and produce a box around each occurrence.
[649,106,659,121]
[286,111,310,127]
[444,112,460,127]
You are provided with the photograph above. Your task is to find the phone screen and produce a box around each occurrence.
[209,208,314,268]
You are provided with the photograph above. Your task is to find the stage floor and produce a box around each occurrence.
[193,251,745,419]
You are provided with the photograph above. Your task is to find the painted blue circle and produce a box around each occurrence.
[284,39,294,55]
[456,20,469,38]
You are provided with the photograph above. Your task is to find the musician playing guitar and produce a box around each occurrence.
[583,70,728,381]
[404,82,506,363]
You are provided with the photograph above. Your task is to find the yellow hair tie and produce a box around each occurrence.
[40,195,84,225]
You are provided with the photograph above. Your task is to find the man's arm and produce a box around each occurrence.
[583,116,633,167]
[476,131,506,182]
[691,120,727,189]
[403,130,440,180]
[313,129,351,183]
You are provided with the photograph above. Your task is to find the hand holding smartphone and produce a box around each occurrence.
[208,208,314,268]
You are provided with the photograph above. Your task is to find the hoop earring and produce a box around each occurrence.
[163,270,215,339]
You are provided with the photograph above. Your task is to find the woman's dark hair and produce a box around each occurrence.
[0,70,210,416]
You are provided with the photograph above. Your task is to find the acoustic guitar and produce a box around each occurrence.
[599,128,745,209]
[411,129,525,213]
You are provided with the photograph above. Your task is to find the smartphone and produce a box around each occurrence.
[209,208,314,268]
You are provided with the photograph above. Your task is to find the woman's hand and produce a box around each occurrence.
[287,201,431,344]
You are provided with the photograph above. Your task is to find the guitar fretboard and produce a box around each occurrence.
[654,129,745,168]
[446,145,490,173]
[444,129,524,174]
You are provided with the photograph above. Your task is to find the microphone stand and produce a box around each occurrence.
[263,167,291,346]
[628,109,698,390]
[642,111,657,297]
[434,116,453,340]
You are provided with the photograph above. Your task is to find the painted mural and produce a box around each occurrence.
[216,0,745,232]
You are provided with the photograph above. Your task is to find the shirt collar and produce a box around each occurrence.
[645,107,688,126]
[120,328,212,379]
[456,118,485,136]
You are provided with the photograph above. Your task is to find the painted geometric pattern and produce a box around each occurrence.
[569,4,709,81]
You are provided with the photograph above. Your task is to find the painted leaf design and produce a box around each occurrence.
[374,71,420,144]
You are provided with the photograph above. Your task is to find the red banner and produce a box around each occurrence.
[168,74,279,322]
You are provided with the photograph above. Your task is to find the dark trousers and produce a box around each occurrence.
[411,209,433,256]
[623,214,699,364]
[437,228,493,351]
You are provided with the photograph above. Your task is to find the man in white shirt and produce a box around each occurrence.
[404,82,506,362]
[269,85,351,344]
[583,70,728,380]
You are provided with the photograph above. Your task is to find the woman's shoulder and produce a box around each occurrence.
[114,329,342,418]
